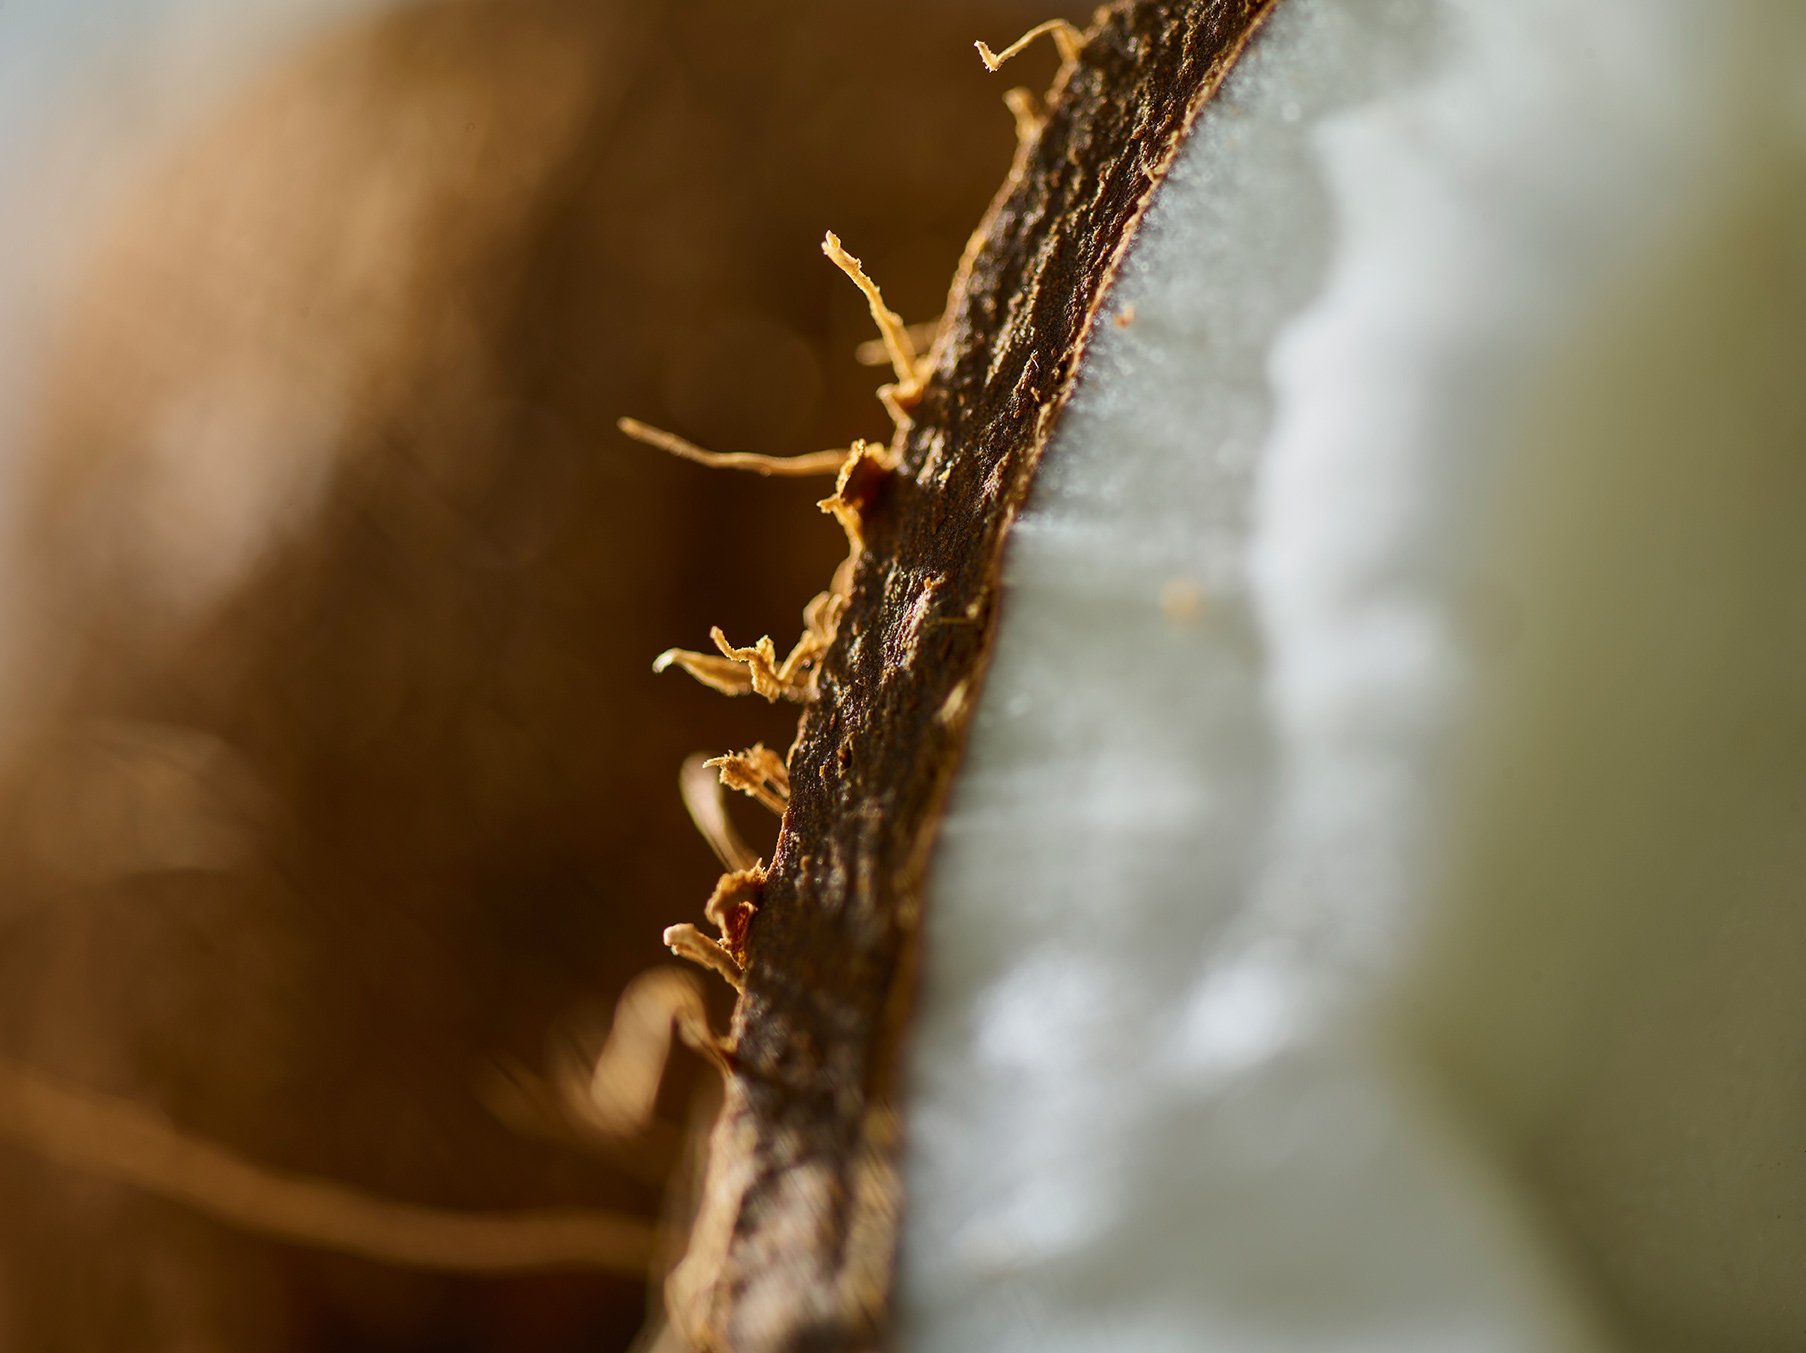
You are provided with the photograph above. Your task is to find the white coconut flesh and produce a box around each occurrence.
[900,3,1806,1350]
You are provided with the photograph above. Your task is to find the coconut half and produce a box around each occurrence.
[659,2,1806,1350]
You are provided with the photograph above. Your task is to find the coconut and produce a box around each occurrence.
[657,3,1806,1350]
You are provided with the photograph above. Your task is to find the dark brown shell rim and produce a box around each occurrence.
[668,4,1284,1348]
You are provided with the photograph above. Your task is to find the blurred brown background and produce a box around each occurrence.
[0,1,1038,1347]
